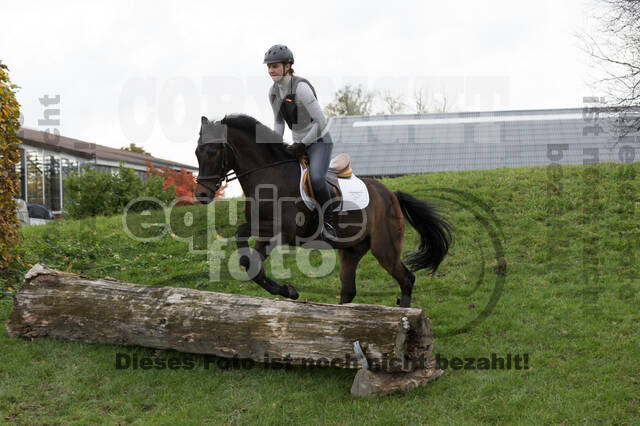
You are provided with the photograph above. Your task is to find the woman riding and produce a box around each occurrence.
[264,44,337,240]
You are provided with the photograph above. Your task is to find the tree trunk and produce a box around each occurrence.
[7,265,438,378]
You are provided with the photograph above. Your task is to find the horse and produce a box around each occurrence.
[194,114,451,308]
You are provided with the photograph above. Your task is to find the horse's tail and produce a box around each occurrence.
[394,191,452,273]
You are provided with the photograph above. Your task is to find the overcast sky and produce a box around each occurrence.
[3,0,602,174]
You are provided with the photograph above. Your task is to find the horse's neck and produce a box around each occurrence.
[229,130,295,198]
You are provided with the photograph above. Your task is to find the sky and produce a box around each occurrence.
[2,0,604,191]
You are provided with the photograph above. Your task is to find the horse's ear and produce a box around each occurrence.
[201,116,208,125]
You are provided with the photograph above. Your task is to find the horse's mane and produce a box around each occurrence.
[221,113,295,159]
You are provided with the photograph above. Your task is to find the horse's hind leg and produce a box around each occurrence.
[338,242,369,304]
[370,222,416,308]
[375,253,415,308]
[394,262,416,308]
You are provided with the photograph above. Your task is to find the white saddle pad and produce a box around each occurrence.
[299,163,370,211]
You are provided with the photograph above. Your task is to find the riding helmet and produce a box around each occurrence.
[263,44,294,65]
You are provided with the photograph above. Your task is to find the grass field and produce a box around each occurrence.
[1,161,639,424]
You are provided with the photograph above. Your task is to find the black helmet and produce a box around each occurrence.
[263,44,294,65]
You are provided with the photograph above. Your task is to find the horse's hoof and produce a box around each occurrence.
[239,256,250,270]
[398,296,411,308]
[285,285,299,300]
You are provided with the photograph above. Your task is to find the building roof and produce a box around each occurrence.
[327,107,636,176]
[18,127,198,172]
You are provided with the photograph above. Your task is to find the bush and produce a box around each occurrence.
[62,164,175,219]
[145,162,224,205]
[0,61,22,272]
[145,162,197,205]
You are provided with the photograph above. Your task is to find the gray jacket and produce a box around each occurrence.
[269,75,329,145]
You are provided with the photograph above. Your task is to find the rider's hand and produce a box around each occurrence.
[289,142,307,158]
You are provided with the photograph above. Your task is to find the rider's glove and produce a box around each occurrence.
[289,142,307,158]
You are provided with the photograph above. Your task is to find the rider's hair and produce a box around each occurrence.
[284,62,294,75]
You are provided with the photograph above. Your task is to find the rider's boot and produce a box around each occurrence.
[322,209,338,241]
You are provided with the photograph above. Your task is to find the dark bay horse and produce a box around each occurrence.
[194,114,451,307]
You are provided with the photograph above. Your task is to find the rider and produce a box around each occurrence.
[264,44,337,240]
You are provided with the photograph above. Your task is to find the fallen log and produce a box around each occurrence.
[7,264,441,395]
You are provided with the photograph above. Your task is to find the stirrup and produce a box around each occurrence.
[321,213,338,241]
[322,222,338,241]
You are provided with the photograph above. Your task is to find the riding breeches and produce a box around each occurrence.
[306,134,334,213]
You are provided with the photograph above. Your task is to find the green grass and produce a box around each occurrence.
[1,161,639,424]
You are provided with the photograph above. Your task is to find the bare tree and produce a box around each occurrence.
[580,0,640,136]
[432,96,448,113]
[414,87,429,114]
[324,84,375,117]
[413,87,449,114]
[380,90,407,115]
[325,84,452,117]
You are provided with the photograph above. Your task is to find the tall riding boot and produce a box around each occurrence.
[307,138,337,241]
[322,206,338,241]
[314,189,338,241]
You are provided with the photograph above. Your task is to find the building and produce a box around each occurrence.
[328,107,639,176]
[15,128,198,214]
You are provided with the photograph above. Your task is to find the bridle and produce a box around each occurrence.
[195,134,298,195]
[195,139,235,194]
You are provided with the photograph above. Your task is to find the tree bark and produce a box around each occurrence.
[7,265,438,375]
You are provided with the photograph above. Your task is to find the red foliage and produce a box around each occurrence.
[145,162,226,205]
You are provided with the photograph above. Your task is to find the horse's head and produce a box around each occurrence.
[195,116,229,204]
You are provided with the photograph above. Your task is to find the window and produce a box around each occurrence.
[94,165,115,174]
[61,158,78,209]
[61,158,78,180]
[26,150,44,204]
[44,155,61,211]
[14,148,26,201]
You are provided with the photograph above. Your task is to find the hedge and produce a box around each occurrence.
[62,164,176,219]
[0,61,22,271]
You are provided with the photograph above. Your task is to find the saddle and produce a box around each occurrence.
[301,153,353,203]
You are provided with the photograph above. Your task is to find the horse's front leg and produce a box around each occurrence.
[234,223,252,270]
[251,240,299,300]
[234,224,298,300]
